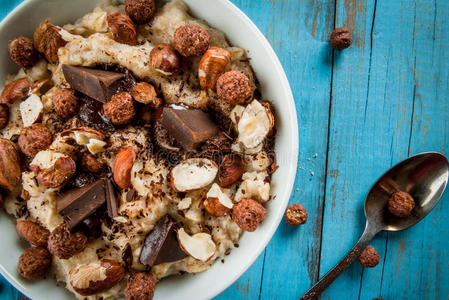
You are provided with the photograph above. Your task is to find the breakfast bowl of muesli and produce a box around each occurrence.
[0,0,298,299]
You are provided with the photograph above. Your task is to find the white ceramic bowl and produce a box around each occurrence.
[0,0,298,299]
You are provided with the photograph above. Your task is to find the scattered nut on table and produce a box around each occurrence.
[285,203,308,226]
[357,245,380,268]
[125,272,157,300]
[329,27,353,50]
[388,191,415,217]
[173,24,210,57]
[8,36,38,68]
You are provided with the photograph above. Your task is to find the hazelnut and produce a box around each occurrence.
[8,36,38,68]
[0,78,31,104]
[216,71,252,104]
[285,203,307,226]
[33,19,67,63]
[80,153,105,173]
[231,198,266,232]
[357,245,380,268]
[107,12,137,45]
[131,82,161,107]
[150,43,180,75]
[125,0,156,24]
[16,220,50,247]
[103,92,136,125]
[33,156,76,188]
[330,27,353,50]
[0,104,9,129]
[18,247,52,280]
[173,24,210,57]
[47,223,88,259]
[70,259,125,296]
[125,272,156,300]
[113,146,136,189]
[204,196,230,217]
[0,138,22,192]
[388,191,415,217]
[52,88,79,118]
[18,124,53,157]
[218,153,244,187]
[198,47,232,90]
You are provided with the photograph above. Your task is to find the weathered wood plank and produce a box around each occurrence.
[380,0,449,299]
[318,0,414,299]
[255,0,335,299]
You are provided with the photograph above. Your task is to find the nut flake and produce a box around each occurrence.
[170,158,218,192]
[20,94,43,127]
[238,100,274,149]
[177,228,216,262]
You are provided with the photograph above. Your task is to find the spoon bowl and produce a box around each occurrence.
[365,152,449,232]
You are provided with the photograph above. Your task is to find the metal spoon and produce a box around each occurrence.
[300,152,449,300]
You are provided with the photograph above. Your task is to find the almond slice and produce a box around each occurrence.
[237,100,274,149]
[20,94,43,127]
[170,158,218,192]
[177,228,216,262]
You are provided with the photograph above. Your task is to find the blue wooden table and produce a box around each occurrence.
[1,0,449,299]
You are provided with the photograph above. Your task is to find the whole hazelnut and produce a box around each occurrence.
[0,104,9,129]
[150,44,180,75]
[357,245,380,268]
[285,203,307,226]
[0,78,31,104]
[18,124,53,157]
[131,82,161,107]
[231,198,266,232]
[33,19,67,63]
[8,36,38,68]
[16,220,50,247]
[216,71,252,104]
[47,223,87,259]
[218,153,244,187]
[173,24,210,57]
[80,153,105,173]
[125,0,156,24]
[125,272,156,300]
[52,88,79,118]
[0,138,21,192]
[18,247,52,280]
[198,47,232,90]
[388,191,415,217]
[107,12,137,45]
[103,92,136,125]
[330,27,353,50]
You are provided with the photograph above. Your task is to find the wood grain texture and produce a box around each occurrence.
[1,0,449,300]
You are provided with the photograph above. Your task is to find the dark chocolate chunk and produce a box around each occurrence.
[78,96,115,133]
[139,215,187,267]
[62,65,125,103]
[106,178,119,218]
[126,188,137,202]
[161,107,218,150]
[57,179,107,229]
[77,215,103,238]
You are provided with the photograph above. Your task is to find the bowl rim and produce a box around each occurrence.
[0,0,299,299]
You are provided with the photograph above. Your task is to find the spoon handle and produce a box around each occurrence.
[299,224,379,300]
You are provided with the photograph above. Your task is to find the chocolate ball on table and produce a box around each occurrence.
[330,27,353,50]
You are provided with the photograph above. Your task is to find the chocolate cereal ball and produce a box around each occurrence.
[47,223,87,259]
[388,191,415,217]
[285,203,308,226]
[125,272,157,300]
[18,124,52,157]
[173,24,210,57]
[125,0,156,24]
[216,71,252,104]
[232,198,266,232]
[52,88,79,118]
[103,92,136,125]
[8,36,39,68]
[18,247,52,280]
[0,104,9,129]
[330,27,353,50]
[357,245,380,268]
